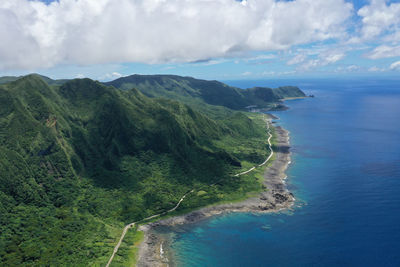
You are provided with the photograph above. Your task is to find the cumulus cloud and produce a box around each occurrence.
[0,0,353,70]
[323,52,345,64]
[365,45,400,59]
[191,59,227,66]
[299,50,345,70]
[368,66,385,72]
[389,61,400,70]
[356,0,400,41]
[287,54,307,65]
[99,71,123,81]
[346,65,359,71]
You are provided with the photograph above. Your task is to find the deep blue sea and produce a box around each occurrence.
[167,78,400,267]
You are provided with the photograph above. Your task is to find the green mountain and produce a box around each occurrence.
[0,74,68,86]
[0,74,274,266]
[105,74,306,110]
[0,76,19,84]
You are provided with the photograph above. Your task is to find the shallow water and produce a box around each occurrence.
[168,79,400,267]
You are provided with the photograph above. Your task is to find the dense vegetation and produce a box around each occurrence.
[0,74,67,86]
[105,74,305,110]
[0,74,305,266]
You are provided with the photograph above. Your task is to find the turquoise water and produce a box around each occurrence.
[167,79,400,266]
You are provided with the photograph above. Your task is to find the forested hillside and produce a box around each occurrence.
[0,74,277,265]
[105,74,305,110]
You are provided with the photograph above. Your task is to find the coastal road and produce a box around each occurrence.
[105,222,136,267]
[105,190,194,267]
[106,117,273,267]
[258,120,274,166]
[235,116,273,176]
[234,166,256,176]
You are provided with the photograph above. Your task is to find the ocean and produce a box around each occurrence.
[165,78,400,267]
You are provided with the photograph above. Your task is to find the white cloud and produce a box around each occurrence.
[346,65,359,71]
[335,65,359,73]
[281,70,296,75]
[99,71,123,81]
[261,71,275,76]
[299,50,345,70]
[287,54,307,65]
[356,0,400,41]
[241,71,252,76]
[246,0,353,50]
[368,66,385,72]
[365,45,400,59]
[111,72,123,78]
[324,52,345,64]
[390,61,400,71]
[383,30,400,43]
[0,0,354,70]
[244,70,296,77]
[247,54,277,61]
[163,65,176,70]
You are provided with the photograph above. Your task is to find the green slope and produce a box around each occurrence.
[0,74,68,86]
[105,74,306,110]
[0,76,19,84]
[0,74,272,266]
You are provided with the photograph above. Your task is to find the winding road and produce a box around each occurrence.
[259,120,274,166]
[105,189,194,267]
[106,116,273,267]
[235,116,273,175]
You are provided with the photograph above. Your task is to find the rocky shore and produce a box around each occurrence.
[137,124,294,267]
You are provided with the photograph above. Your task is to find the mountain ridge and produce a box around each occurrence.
[105,74,306,110]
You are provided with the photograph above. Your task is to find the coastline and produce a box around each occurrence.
[136,123,294,267]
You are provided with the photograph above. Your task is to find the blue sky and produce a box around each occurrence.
[1,0,400,81]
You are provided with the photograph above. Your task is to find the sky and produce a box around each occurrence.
[0,0,400,81]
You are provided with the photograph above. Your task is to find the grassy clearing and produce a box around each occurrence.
[109,228,144,267]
